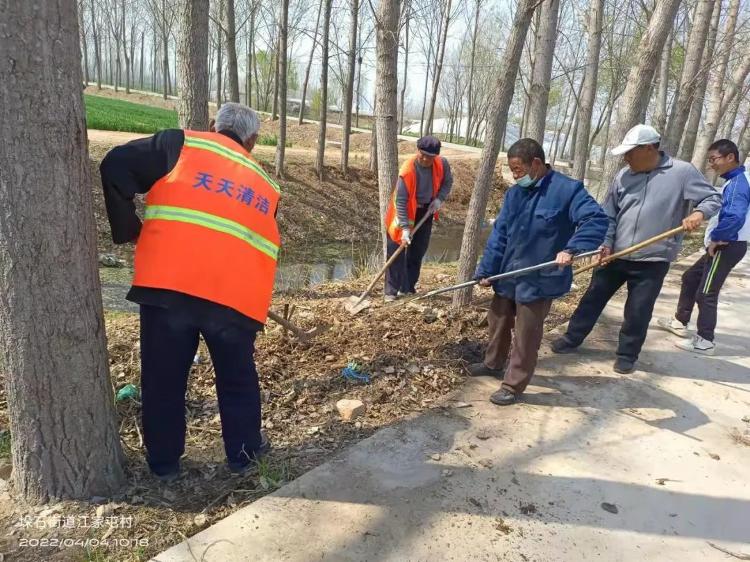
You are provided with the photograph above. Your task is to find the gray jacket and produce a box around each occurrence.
[603,153,721,262]
[396,157,453,226]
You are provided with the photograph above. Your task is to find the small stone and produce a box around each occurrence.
[407,364,420,375]
[709,453,721,461]
[479,459,494,469]
[265,421,275,430]
[96,503,117,518]
[194,514,207,526]
[354,422,362,429]
[742,416,750,423]
[308,426,320,434]
[452,401,472,409]
[423,309,438,324]
[384,366,395,374]
[430,453,441,461]
[325,355,335,362]
[442,469,454,477]
[336,399,366,421]
[601,502,618,514]
[475,429,492,440]
[261,390,271,403]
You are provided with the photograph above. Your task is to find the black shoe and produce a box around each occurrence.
[228,432,272,474]
[466,362,504,378]
[489,388,517,406]
[551,336,578,354]
[613,358,635,374]
[149,462,180,483]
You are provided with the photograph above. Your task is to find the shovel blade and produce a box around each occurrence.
[344,295,371,315]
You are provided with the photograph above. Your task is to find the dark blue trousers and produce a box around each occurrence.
[385,206,433,296]
[139,304,262,474]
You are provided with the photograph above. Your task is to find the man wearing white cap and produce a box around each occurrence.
[551,124,721,374]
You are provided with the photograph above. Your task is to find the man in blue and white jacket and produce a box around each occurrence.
[467,138,608,406]
[658,139,749,355]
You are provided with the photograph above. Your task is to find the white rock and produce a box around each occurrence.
[336,399,366,421]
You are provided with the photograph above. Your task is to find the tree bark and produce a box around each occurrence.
[122,0,131,94]
[316,0,333,180]
[299,0,323,124]
[79,2,90,85]
[178,0,210,130]
[161,0,169,99]
[424,0,452,136]
[652,30,673,134]
[399,8,410,133]
[223,0,240,103]
[272,35,280,120]
[679,0,721,159]
[0,0,125,504]
[465,0,482,146]
[276,0,289,177]
[662,0,716,153]
[525,0,561,143]
[341,0,360,174]
[375,0,400,260]
[691,0,746,169]
[599,0,683,193]
[139,31,145,89]
[453,0,538,307]
[90,0,102,88]
[571,0,603,180]
[739,112,750,163]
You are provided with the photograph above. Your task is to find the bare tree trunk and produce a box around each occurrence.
[272,36,280,120]
[652,31,672,133]
[662,0,716,153]
[316,0,333,180]
[399,9,410,133]
[223,0,240,102]
[692,0,747,169]
[525,0,560,143]
[465,0,481,146]
[91,0,102,89]
[739,113,750,163]
[161,0,169,100]
[139,31,145,89]
[571,0,603,180]
[453,0,538,307]
[341,0,359,174]
[275,0,289,177]
[720,85,745,139]
[425,0,452,135]
[370,94,378,174]
[600,0,682,193]
[299,0,323,124]
[178,0,209,130]
[0,0,125,504]
[121,0,131,94]
[375,0,400,260]
[419,39,432,136]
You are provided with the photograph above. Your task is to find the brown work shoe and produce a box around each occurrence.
[466,362,504,378]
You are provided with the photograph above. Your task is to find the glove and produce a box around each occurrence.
[401,228,412,246]
[428,199,443,214]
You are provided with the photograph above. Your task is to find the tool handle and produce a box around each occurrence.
[352,210,435,306]
[573,226,686,276]
[267,310,303,336]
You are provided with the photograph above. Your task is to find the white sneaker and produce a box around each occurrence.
[657,317,689,338]
[675,335,715,355]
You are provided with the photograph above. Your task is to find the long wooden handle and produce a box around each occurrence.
[574,225,686,276]
[267,310,304,336]
[353,209,435,303]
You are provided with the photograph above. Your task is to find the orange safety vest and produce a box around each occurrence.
[384,156,444,244]
[132,130,281,324]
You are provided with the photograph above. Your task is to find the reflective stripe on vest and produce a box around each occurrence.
[183,135,282,194]
[144,205,280,260]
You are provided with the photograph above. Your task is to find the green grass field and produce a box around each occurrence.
[85,94,178,133]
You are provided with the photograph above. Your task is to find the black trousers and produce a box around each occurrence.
[563,259,670,362]
[139,304,262,473]
[676,241,747,341]
[385,206,433,296]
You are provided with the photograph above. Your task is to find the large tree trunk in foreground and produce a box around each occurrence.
[178,0,210,130]
[375,0,401,260]
[0,0,125,504]
[452,0,539,307]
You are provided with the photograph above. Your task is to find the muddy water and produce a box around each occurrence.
[99,223,492,311]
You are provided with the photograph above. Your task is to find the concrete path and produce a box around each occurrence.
[154,253,750,562]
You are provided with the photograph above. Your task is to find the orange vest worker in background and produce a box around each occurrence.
[101,102,279,481]
[383,135,453,301]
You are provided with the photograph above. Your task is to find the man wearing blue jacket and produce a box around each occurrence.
[658,139,749,355]
[467,138,608,406]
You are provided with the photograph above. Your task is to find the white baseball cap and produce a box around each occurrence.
[611,124,661,156]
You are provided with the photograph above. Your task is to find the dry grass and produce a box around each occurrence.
[729,427,750,447]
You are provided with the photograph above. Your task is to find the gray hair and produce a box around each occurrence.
[214,102,260,142]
